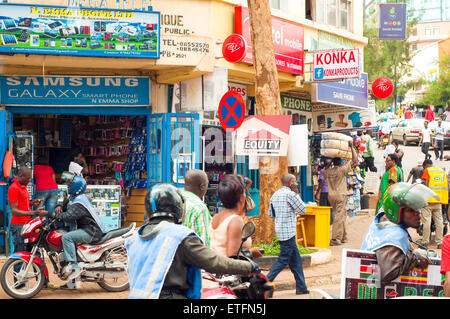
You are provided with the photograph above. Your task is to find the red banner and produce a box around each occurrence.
[234,6,304,75]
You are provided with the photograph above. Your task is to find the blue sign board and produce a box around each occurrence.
[0,76,150,106]
[0,3,160,59]
[379,3,407,39]
[314,72,368,109]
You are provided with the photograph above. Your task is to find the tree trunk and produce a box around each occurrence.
[246,0,288,244]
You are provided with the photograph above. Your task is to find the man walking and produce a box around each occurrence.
[362,130,377,172]
[324,140,357,246]
[181,169,212,248]
[434,119,445,161]
[420,159,448,249]
[406,160,424,184]
[419,121,433,160]
[267,174,309,295]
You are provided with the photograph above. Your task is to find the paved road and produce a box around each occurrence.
[0,140,447,300]
[273,142,450,299]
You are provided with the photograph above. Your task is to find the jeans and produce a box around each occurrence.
[421,142,431,159]
[62,229,94,262]
[35,189,59,213]
[434,140,444,160]
[10,223,29,254]
[267,236,307,292]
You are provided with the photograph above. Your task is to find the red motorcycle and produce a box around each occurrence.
[0,216,136,299]
[202,222,275,299]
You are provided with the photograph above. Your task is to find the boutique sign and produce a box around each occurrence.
[0,3,160,58]
[0,76,150,106]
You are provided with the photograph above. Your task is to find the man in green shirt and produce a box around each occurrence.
[362,130,377,172]
[182,169,212,248]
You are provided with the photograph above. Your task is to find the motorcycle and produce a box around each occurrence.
[0,216,136,299]
[202,222,275,299]
[379,134,389,149]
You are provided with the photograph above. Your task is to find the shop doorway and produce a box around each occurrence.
[0,108,199,254]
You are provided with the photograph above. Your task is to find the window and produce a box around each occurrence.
[425,28,432,36]
[270,0,281,10]
[313,0,352,31]
[339,0,350,30]
[327,0,337,27]
[433,27,440,35]
[306,0,313,20]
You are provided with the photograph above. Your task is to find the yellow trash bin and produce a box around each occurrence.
[296,205,331,249]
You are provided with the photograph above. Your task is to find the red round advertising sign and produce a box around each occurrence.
[372,77,393,99]
[218,91,245,132]
[222,34,247,63]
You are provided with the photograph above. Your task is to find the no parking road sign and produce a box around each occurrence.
[218,91,245,131]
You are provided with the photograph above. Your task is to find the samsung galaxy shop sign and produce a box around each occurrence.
[0,76,150,106]
[313,49,360,81]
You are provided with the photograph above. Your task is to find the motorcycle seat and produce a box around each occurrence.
[94,225,132,245]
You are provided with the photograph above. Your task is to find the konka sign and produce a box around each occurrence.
[313,49,360,81]
[234,6,304,75]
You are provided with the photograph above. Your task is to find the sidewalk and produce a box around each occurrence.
[265,214,374,291]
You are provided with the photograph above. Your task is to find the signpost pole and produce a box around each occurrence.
[246,0,287,244]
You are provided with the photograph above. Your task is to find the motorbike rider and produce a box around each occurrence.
[125,183,259,299]
[361,182,437,284]
[48,172,105,288]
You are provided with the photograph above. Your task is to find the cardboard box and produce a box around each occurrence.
[368,194,379,210]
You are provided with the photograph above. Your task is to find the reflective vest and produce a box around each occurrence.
[71,194,107,232]
[426,167,449,204]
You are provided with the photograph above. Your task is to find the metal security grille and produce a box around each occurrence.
[147,113,199,188]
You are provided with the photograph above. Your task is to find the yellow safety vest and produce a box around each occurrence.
[426,167,449,204]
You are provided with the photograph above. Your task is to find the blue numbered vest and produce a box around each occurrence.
[360,212,410,254]
[125,221,202,299]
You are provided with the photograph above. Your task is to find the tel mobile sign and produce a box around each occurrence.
[313,49,360,81]
[0,76,150,106]
[234,6,304,75]
[0,3,160,59]
[313,72,368,109]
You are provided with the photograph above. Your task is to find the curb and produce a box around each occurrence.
[255,247,332,269]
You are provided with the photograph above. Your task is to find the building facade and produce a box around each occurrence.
[0,0,368,252]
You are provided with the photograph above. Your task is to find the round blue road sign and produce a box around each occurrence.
[218,91,245,132]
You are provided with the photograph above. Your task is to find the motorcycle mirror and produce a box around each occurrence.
[241,222,256,241]
[61,171,75,183]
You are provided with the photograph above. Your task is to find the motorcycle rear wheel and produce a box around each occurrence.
[0,258,45,299]
[97,245,129,292]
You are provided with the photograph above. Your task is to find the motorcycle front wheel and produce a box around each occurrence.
[0,258,45,299]
[97,245,129,292]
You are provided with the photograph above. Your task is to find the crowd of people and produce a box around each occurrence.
[5,125,450,299]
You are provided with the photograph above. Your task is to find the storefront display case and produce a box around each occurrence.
[57,184,121,232]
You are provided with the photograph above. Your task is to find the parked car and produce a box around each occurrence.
[391,119,437,145]
[432,121,450,149]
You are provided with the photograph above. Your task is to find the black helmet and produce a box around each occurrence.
[145,184,185,223]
